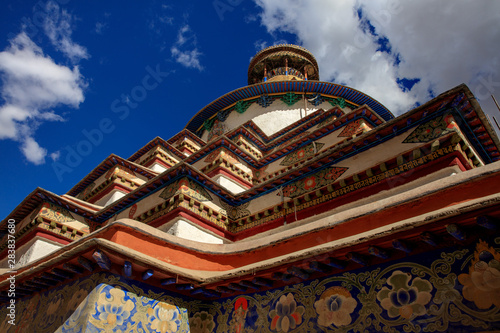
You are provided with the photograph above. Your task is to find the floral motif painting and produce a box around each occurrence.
[337,119,371,137]
[219,200,250,220]
[279,142,325,166]
[458,240,500,309]
[190,311,215,333]
[1,239,500,332]
[281,166,348,198]
[403,113,458,143]
[377,270,433,319]
[315,286,357,328]
[269,293,305,332]
[159,177,212,202]
[40,203,74,223]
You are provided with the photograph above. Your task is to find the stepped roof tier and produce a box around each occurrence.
[1,45,500,332]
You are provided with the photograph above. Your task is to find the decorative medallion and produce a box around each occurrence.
[280,142,325,166]
[252,165,269,180]
[403,114,457,143]
[458,240,500,309]
[128,204,137,219]
[220,200,250,220]
[190,311,215,333]
[159,178,212,202]
[376,270,433,319]
[281,166,347,198]
[269,293,305,332]
[315,286,357,328]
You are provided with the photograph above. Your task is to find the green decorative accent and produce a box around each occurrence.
[327,97,356,109]
[281,92,301,106]
[235,100,251,114]
[327,97,346,108]
[203,117,216,132]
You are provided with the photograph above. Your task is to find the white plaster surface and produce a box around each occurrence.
[212,174,247,194]
[160,218,225,244]
[150,163,167,173]
[0,238,62,269]
[99,190,127,207]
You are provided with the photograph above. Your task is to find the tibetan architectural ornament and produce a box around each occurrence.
[1,44,500,332]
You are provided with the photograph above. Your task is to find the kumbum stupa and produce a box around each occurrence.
[1,44,500,332]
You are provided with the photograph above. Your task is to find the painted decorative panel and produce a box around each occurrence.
[403,114,458,143]
[281,166,348,198]
[279,142,325,166]
[39,203,75,223]
[1,238,499,332]
[337,119,371,138]
[159,178,212,202]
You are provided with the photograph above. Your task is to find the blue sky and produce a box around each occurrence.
[1,0,500,219]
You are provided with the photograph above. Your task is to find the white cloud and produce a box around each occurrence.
[171,24,203,70]
[21,137,47,165]
[50,150,61,162]
[43,1,89,62]
[95,22,107,35]
[0,32,86,164]
[253,0,500,116]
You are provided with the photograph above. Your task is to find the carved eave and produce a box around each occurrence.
[67,154,158,199]
[95,162,239,223]
[0,188,97,240]
[166,129,206,155]
[184,136,259,167]
[185,81,394,136]
[127,136,186,164]
[1,160,499,300]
